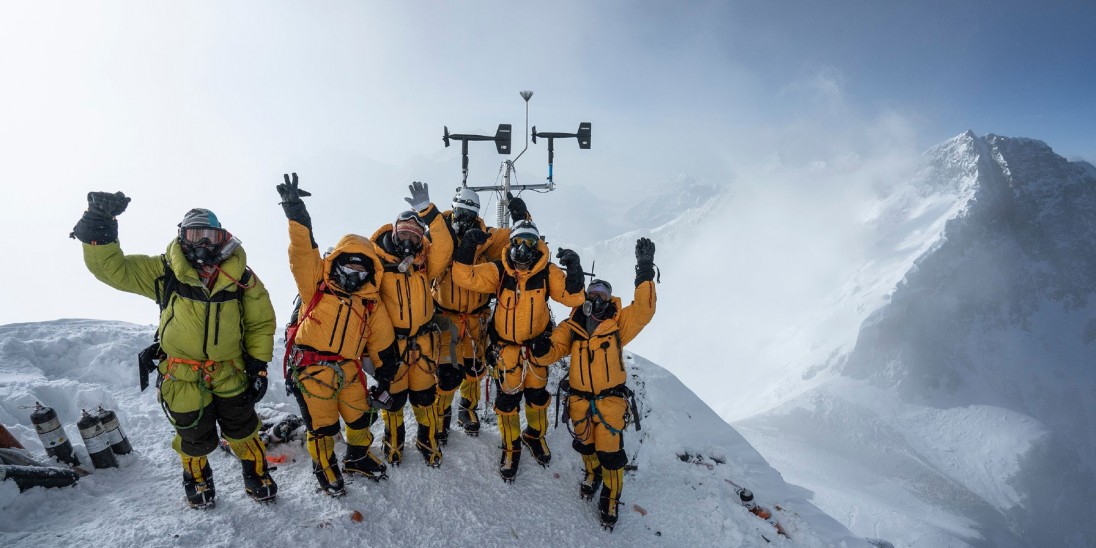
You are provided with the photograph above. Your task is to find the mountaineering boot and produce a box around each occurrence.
[499,438,521,483]
[241,460,278,502]
[434,388,455,446]
[580,453,602,500]
[437,405,453,446]
[181,456,216,509]
[521,404,551,466]
[521,427,551,467]
[498,412,522,482]
[382,409,405,466]
[306,433,345,497]
[413,404,442,467]
[228,435,277,503]
[343,444,387,481]
[598,467,624,531]
[456,397,479,436]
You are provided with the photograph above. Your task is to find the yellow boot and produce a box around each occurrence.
[521,400,552,466]
[180,454,215,509]
[306,432,344,496]
[226,434,277,503]
[382,408,405,465]
[580,451,602,500]
[498,411,522,482]
[599,467,624,530]
[433,386,456,446]
[413,404,443,467]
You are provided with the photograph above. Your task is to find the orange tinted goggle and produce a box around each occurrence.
[181,227,227,245]
[510,235,537,248]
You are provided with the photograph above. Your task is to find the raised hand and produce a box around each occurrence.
[405,181,430,211]
[72,191,129,244]
[556,248,581,272]
[277,172,312,204]
[276,173,314,234]
[635,237,657,285]
[453,227,488,265]
[636,237,655,265]
[463,228,489,247]
[87,191,130,218]
[507,191,529,222]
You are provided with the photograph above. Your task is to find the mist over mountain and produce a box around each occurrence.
[567,130,1095,546]
[734,132,1096,547]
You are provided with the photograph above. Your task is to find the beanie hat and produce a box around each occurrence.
[179,208,221,229]
[394,211,426,243]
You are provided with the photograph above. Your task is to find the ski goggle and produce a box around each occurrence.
[337,262,368,274]
[180,227,227,246]
[453,207,478,224]
[510,234,538,249]
[587,283,611,302]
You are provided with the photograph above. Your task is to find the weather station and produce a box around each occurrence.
[442,91,591,228]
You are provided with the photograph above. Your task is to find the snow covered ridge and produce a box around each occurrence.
[737,133,1096,548]
[0,319,870,547]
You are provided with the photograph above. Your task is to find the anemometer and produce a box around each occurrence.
[442,91,591,228]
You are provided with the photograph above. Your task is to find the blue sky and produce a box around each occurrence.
[0,1,1093,325]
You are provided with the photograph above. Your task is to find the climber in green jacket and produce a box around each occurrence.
[71,191,278,509]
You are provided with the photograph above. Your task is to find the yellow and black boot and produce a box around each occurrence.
[435,362,462,446]
[457,360,483,436]
[412,404,443,467]
[598,467,624,531]
[382,408,405,465]
[521,402,552,466]
[433,389,456,446]
[228,436,278,503]
[498,412,522,483]
[306,432,345,497]
[456,393,480,436]
[181,455,216,509]
[580,452,602,500]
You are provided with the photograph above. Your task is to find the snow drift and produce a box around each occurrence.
[0,319,867,547]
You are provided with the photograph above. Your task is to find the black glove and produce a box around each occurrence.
[71,191,130,244]
[277,173,314,233]
[137,342,165,392]
[635,237,657,285]
[242,355,269,404]
[404,181,430,211]
[368,380,396,410]
[507,191,529,222]
[454,228,488,264]
[89,191,131,217]
[528,331,553,358]
[556,248,584,293]
[556,248,581,272]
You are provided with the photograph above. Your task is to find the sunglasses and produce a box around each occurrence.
[181,227,227,246]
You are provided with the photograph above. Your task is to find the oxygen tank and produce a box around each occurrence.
[29,402,80,466]
[77,409,118,469]
[96,405,133,455]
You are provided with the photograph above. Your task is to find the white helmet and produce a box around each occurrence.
[452,187,481,215]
